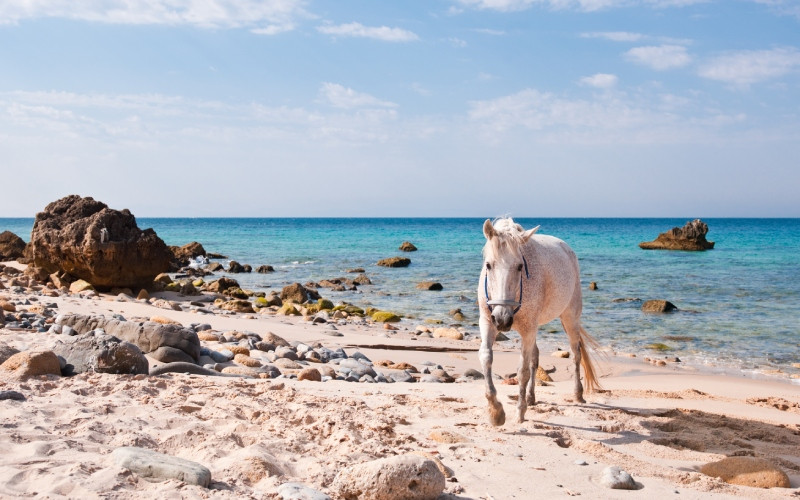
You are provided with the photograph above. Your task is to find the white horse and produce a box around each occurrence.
[478,218,600,426]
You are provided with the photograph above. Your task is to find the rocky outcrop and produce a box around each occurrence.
[0,231,26,261]
[55,314,200,364]
[28,195,172,290]
[639,219,715,251]
[399,241,417,252]
[52,332,149,375]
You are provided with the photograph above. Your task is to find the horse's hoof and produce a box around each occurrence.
[489,404,506,426]
[575,395,586,404]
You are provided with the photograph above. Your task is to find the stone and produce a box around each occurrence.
[589,281,598,290]
[0,390,25,401]
[642,300,678,313]
[28,195,172,290]
[333,454,445,500]
[416,281,443,291]
[372,311,401,323]
[551,350,570,358]
[69,279,95,293]
[377,256,411,268]
[399,241,417,252]
[639,219,715,251]
[256,265,275,273]
[277,482,331,500]
[278,303,301,316]
[600,466,637,490]
[0,231,26,261]
[137,289,150,300]
[433,327,463,340]
[169,241,206,270]
[280,283,320,304]
[228,261,249,273]
[55,314,200,363]
[297,367,322,382]
[353,274,372,285]
[52,333,148,375]
[700,457,790,488]
[111,446,211,487]
[205,277,240,293]
[220,299,256,314]
[0,350,62,379]
[234,353,262,368]
[0,345,21,365]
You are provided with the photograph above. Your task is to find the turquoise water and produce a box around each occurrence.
[3,217,799,378]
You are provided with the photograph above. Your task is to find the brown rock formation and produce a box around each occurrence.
[0,231,26,261]
[28,195,172,290]
[639,219,715,251]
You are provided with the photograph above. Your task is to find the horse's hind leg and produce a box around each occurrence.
[560,314,585,403]
[479,313,505,426]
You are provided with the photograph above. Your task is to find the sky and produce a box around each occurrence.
[1,0,799,218]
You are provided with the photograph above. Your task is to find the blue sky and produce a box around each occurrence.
[1,0,798,217]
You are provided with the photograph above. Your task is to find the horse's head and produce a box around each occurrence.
[482,218,538,332]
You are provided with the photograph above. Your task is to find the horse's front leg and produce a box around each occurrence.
[517,330,537,423]
[479,313,505,426]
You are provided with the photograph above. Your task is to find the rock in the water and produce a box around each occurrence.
[0,350,62,379]
[111,446,211,487]
[700,457,790,489]
[0,231,26,261]
[399,241,417,252]
[256,265,275,273]
[416,281,443,291]
[52,333,148,375]
[377,256,411,268]
[333,454,445,500]
[600,466,637,490]
[642,299,677,313]
[28,195,172,290]
[277,482,331,500]
[169,241,206,271]
[639,219,715,251]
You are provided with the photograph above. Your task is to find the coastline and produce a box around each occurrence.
[1,260,799,498]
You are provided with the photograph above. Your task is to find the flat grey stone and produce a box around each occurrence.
[111,446,211,487]
[277,482,331,500]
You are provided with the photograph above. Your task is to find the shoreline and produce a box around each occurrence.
[2,261,800,498]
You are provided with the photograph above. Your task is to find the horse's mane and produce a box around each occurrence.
[483,217,527,259]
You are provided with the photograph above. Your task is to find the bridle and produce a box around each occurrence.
[484,255,529,314]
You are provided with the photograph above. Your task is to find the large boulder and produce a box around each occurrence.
[0,231,26,261]
[28,195,172,290]
[280,283,320,304]
[333,454,445,500]
[56,314,200,364]
[0,350,62,380]
[52,332,149,375]
[639,219,715,251]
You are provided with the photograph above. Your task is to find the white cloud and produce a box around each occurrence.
[455,0,708,12]
[582,31,644,42]
[625,44,691,70]
[580,73,619,88]
[448,37,468,48]
[316,22,419,42]
[0,0,308,29]
[318,83,398,109]
[698,47,800,87]
[752,0,800,20]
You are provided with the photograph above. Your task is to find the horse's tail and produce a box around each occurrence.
[579,325,601,392]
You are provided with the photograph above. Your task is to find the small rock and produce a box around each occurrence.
[433,327,463,340]
[399,241,417,252]
[416,281,443,291]
[297,368,322,382]
[551,350,570,358]
[0,390,25,401]
[642,299,677,312]
[600,466,637,490]
[333,454,445,500]
[376,257,411,268]
[111,446,211,487]
[589,281,598,290]
[700,457,790,489]
[277,482,331,500]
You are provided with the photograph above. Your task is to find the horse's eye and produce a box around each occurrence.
[517,264,523,272]
[485,262,492,270]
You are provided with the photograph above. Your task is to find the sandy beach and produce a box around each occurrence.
[1,260,799,499]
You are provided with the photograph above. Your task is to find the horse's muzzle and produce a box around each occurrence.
[491,308,514,332]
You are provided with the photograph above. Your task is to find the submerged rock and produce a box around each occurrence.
[377,256,411,268]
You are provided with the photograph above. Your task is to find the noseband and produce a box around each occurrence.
[484,255,529,314]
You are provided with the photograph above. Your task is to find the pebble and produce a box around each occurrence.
[277,482,331,500]
[599,466,637,490]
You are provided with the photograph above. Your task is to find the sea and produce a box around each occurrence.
[2,217,799,382]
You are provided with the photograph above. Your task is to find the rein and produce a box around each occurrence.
[484,255,529,314]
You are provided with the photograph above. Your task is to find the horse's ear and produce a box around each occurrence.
[483,219,496,240]
[522,225,540,242]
